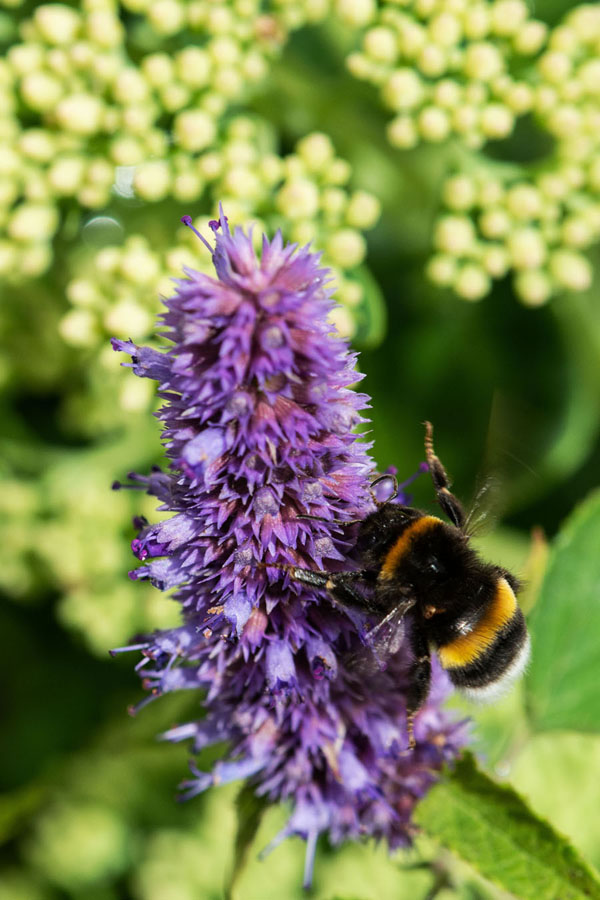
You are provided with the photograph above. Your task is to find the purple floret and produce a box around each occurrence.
[113,210,466,887]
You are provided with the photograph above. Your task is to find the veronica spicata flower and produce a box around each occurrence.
[112,210,465,886]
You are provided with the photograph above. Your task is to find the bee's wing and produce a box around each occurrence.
[463,473,502,537]
[346,597,416,675]
[366,597,416,663]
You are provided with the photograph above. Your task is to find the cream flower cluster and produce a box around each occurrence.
[61,125,380,365]
[428,5,600,304]
[1,2,381,335]
[344,0,546,150]
[0,0,279,277]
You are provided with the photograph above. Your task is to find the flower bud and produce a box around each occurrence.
[452,105,478,134]
[418,106,450,142]
[434,79,461,107]
[242,51,268,82]
[345,191,381,229]
[276,178,320,220]
[142,53,174,87]
[550,249,592,291]
[382,68,424,110]
[56,93,104,135]
[513,20,547,55]
[464,42,503,81]
[173,172,203,202]
[506,184,543,220]
[328,304,356,339]
[462,3,490,40]
[490,0,527,36]
[481,244,509,277]
[505,82,533,114]
[8,44,45,75]
[105,299,154,337]
[35,4,81,45]
[147,0,185,35]
[19,129,55,162]
[325,158,352,185]
[539,51,572,84]
[480,104,514,139]
[48,156,86,194]
[175,47,211,88]
[110,136,144,166]
[363,26,398,64]
[418,44,447,78]
[426,253,457,286]
[346,52,375,81]
[429,12,462,46]
[321,188,347,220]
[561,216,593,249]
[8,203,58,242]
[443,174,477,210]
[454,263,490,300]
[113,67,150,104]
[434,215,476,254]
[86,10,124,47]
[21,243,52,278]
[566,6,600,41]
[546,105,583,139]
[326,229,366,268]
[20,70,63,111]
[59,308,99,347]
[514,270,552,306]
[507,227,547,269]
[174,110,216,151]
[334,0,375,27]
[387,115,418,149]
[133,160,171,201]
[297,133,335,172]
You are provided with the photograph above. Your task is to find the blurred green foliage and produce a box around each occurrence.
[2,0,600,897]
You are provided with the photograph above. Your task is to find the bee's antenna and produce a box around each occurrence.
[423,420,465,529]
[297,513,362,526]
[369,472,399,507]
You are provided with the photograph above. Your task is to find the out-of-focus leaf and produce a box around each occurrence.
[0,782,49,844]
[510,732,600,871]
[525,489,600,733]
[416,753,600,900]
[538,292,600,486]
[352,265,387,348]
[226,783,270,900]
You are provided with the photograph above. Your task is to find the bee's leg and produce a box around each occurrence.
[424,421,465,530]
[262,562,373,611]
[324,571,377,611]
[405,628,431,750]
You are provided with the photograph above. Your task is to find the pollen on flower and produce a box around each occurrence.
[113,210,466,885]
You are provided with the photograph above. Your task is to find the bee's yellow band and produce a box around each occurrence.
[438,578,517,669]
[379,515,443,580]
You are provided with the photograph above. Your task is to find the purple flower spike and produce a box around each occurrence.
[113,212,465,886]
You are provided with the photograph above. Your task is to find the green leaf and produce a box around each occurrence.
[416,753,600,900]
[525,489,600,733]
[0,780,49,844]
[225,783,270,900]
[351,264,387,348]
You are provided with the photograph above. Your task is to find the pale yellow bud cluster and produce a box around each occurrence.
[62,123,381,360]
[345,0,546,150]
[0,0,326,279]
[429,167,597,304]
[61,232,208,352]
[533,5,600,266]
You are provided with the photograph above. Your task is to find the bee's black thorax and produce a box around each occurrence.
[355,505,529,693]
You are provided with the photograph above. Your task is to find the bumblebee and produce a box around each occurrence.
[271,422,530,748]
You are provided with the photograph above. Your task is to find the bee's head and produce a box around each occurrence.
[354,505,421,566]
